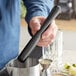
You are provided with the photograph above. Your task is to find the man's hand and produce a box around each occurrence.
[29,16,58,47]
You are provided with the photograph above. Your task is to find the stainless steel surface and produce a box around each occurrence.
[39,59,52,76]
[39,59,52,70]
[6,58,40,76]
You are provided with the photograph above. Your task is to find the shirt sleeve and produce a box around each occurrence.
[23,0,54,24]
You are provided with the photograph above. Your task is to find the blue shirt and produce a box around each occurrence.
[0,0,54,69]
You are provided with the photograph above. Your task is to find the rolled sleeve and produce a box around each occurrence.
[23,0,54,24]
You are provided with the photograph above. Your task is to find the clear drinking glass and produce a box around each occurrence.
[39,46,53,76]
[49,30,63,75]
[39,30,63,76]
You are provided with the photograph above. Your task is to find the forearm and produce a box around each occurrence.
[23,0,54,24]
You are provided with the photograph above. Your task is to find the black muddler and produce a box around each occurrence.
[17,5,61,63]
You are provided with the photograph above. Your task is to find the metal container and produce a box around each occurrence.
[6,58,52,76]
[7,58,40,76]
[0,58,40,76]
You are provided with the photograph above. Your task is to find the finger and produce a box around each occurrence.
[37,40,52,47]
[37,37,54,47]
[42,25,52,39]
[31,30,37,35]
[42,20,58,39]
[30,19,41,31]
[39,16,46,25]
[41,21,55,39]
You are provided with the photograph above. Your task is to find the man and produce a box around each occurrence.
[0,0,58,70]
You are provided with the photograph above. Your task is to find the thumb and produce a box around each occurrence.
[29,16,46,35]
[30,18,41,31]
[30,16,46,31]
